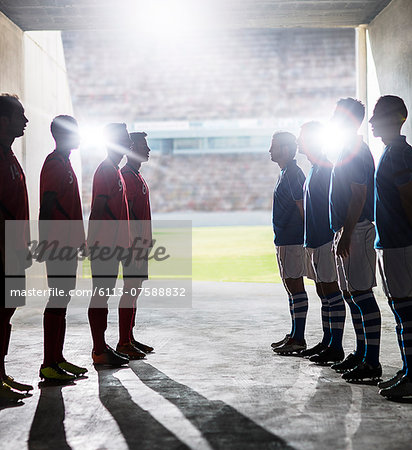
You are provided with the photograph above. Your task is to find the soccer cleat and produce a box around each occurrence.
[271,334,290,349]
[4,376,33,393]
[58,361,88,377]
[131,338,154,354]
[342,362,382,383]
[300,342,326,358]
[331,353,362,373]
[116,343,146,360]
[378,370,405,390]
[92,346,130,366]
[273,338,306,355]
[309,347,344,365]
[379,375,412,399]
[0,381,25,402]
[39,365,76,381]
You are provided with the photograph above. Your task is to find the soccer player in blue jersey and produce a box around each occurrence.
[329,98,382,382]
[297,122,346,364]
[370,95,412,398]
[269,132,308,355]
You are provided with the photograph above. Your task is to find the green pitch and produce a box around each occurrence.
[192,226,280,283]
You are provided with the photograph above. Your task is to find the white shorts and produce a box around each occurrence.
[377,246,412,299]
[275,244,306,280]
[334,220,377,292]
[305,241,338,283]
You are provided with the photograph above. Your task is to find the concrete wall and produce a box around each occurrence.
[368,0,412,140]
[0,11,79,219]
[0,11,24,160]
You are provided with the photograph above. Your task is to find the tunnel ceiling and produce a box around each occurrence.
[0,0,393,31]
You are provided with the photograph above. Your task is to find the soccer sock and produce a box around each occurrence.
[43,308,63,367]
[391,298,412,376]
[352,291,381,367]
[289,296,296,337]
[291,292,308,342]
[344,294,365,358]
[389,300,406,373]
[54,309,67,363]
[130,304,137,341]
[88,307,108,354]
[0,308,15,379]
[320,296,331,346]
[327,292,345,349]
[118,293,135,345]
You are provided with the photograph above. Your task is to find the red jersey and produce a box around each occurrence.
[39,150,85,248]
[89,158,130,248]
[0,146,30,251]
[121,164,152,247]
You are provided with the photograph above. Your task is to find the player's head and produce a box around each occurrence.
[369,95,408,143]
[269,131,297,166]
[51,115,80,151]
[104,123,132,160]
[129,132,150,164]
[332,97,365,132]
[0,94,28,140]
[297,121,324,164]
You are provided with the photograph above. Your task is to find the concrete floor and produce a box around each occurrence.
[1,281,411,450]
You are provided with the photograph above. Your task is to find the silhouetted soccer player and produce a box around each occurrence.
[87,123,131,366]
[329,98,382,382]
[38,115,87,381]
[370,95,412,398]
[118,132,154,358]
[297,122,346,364]
[0,94,32,401]
[269,132,308,355]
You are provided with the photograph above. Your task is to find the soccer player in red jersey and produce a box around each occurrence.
[38,115,87,381]
[87,123,132,366]
[0,94,33,401]
[118,132,154,357]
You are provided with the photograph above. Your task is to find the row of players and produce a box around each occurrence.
[270,96,412,400]
[0,93,154,402]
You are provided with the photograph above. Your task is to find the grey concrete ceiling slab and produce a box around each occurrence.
[0,0,393,31]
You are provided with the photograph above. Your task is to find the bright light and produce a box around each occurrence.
[320,123,348,163]
[79,125,106,152]
[132,0,213,38]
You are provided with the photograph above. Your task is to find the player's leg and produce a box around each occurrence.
[377,247,412,398]
[88,256,129,366]
[117,275,146,359]
[271,246,295,348]
[341,222,381,382]
[273,245,307,355]
[307,243,345,364]
[1,261,33,395]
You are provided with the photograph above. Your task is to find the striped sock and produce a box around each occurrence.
[389,300,406,373]
[289,296,296,337]
[391,298,412,376]
[327,292,345,349]
[320,297,331,346]
[291,292,308,342]
[344,294,365,358]
[352,291,381,366]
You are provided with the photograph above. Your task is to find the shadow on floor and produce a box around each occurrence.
[97,366,189,450]
[28,382,74,450]
[130,362,294,450]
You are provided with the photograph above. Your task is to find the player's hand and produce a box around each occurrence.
[336,230,351,258]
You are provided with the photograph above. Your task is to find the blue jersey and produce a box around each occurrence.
[375,135,412,249]
[272,159,305,246]
[329,138,375,233]
[304,160,334,248]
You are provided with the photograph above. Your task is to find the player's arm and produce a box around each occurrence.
[0,208,5,267]
[87,195,108,246]
[295,199,304,220]
[336,182,366,258]
[398,180,412,228]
